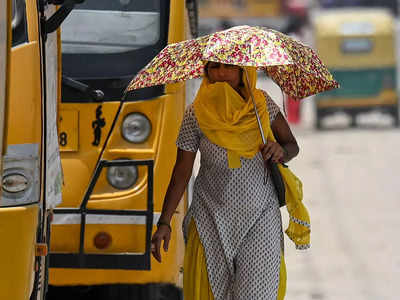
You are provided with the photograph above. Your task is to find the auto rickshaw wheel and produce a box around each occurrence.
[392,106,399,127]
[350,114,357,128]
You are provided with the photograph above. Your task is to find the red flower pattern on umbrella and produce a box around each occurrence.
[126,25,339,100]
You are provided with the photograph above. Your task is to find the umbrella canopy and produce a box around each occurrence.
[126,25,339,100]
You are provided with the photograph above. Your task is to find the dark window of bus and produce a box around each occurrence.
[11,0,28,47]
[319,0,398,15]
[61,0,170,102]
[341,38,373,53]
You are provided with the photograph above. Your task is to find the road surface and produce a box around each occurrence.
[256,77,400,300]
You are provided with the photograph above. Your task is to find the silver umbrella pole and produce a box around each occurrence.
[244,68,267,144]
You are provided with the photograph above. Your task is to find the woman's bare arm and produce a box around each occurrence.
[271,112,299,162]
[159,148,197,224]
[260,112,299,163]
[151,148,196,262]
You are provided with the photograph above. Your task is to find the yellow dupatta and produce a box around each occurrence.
[193,66,311,249]
[193,67,268,168]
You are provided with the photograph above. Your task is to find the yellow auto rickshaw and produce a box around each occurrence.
[313,8,399,128]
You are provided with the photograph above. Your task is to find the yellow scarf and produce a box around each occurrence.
[193,67,311,249]
[193,67,268,168]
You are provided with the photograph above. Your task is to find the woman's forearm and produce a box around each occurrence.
[271,113,300,163]
[159,168,191,224]
[282,142,299,163]
[159,150,195,224]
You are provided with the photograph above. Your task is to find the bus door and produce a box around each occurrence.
[0,0,10,167]
[0,0,44,298]
[0,0,64,299]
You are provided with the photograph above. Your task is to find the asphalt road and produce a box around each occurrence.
[283,126,400,300]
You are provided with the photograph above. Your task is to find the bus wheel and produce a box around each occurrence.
[104,283,183,300]
[151,283,183,300]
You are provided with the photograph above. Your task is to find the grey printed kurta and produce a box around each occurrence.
[177,94,283,300]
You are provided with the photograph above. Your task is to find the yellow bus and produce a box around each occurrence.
[47,0,198,298]
[0,0,63,299]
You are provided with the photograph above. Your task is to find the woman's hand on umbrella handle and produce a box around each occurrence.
[260,141,285,163]
[151,224,171,263]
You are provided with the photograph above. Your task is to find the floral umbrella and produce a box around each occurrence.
[125,25,339,101]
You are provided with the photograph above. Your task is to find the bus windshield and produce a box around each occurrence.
[62,0,160,54]
[61,0,170,102]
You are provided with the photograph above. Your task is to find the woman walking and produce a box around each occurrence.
[151,62,301,300]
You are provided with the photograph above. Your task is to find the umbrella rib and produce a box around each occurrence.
[244,68,266,144]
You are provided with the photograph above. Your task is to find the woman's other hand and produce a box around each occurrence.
[270,112,299,163]
[259,141,285,163]
[151,224,171,263]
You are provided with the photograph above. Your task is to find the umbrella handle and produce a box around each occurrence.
[243,68,267,144]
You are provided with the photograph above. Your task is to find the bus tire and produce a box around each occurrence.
[150,283,183,300]
[104,283,182,300]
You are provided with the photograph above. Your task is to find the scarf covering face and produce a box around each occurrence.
[193,66,311,249]
[193,67,268,168]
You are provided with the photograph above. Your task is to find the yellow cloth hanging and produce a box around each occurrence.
[193,66,311,249]
[184,219,215,300]
[184,219,287,300]
[279,163,311,249]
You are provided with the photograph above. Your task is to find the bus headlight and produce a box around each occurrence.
[2,173,29,193]
[121,113,151,143]
[106,161,138,190]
